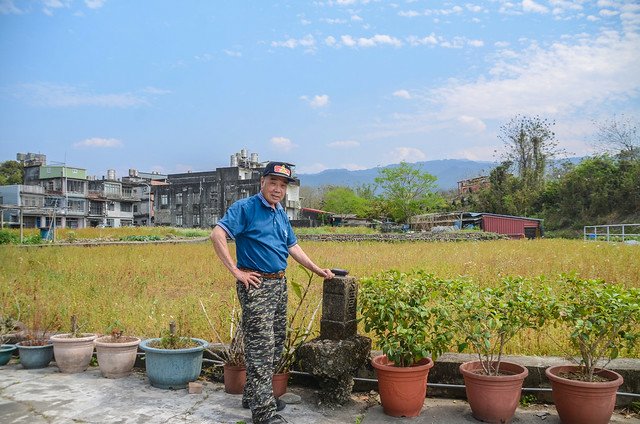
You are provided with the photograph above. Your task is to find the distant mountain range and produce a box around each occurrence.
[297,159,497,191]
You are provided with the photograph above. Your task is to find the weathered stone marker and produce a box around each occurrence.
[320,276,358,340]
[298,274,371,405]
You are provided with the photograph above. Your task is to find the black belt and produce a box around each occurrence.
[240,268,285,279]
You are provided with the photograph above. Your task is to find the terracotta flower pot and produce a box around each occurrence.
[460,360,528,424]
[223,363,247,394]
[95,335,141,379]
[371,354,434,417]
[50,333,98,373]
[545,365,623,424]
[272,372,289,399]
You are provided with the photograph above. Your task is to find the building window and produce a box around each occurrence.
[160,194,169,209]
[105,183,120,196]
[176,215,183,226]
[108,202,115,211]
[176,193,182,204]
[90,202,103,215]
[193,214,200,226]
[121,203,132,212]
[133,204,138,213]
[67,199,85,213]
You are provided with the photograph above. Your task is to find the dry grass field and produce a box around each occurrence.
[1,237,638,357]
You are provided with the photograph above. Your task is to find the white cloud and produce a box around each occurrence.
[467,39,485,47]
[43,0,70,15]
[599,8,619,17]
[338,34,403,48]
[194,53,214,62]
[341,163,368,171]
[522,0,549,14]
[297,163,327,174]
[388,147,427,163]
[351,14,363,22]
[407,34,438,46]
[466,4,485,13]
[399,10,421,17]
[85,0,106,9]
[393,89,412,99]
[325,36,337,47]
[327,140,360,148]
[322,17,347,24]
[0,0,22,14]
[271,34,316,51]
[457,115,487,133]
[15,83,149,108]
[270,136,296,152]
[451,145,499,161]
[224,49,242,57]
[74,137,123,148]
[301,94,330,108]
[429,31,640,121]
[341,35,357,47]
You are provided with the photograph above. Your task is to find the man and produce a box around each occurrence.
[210,161,334,424]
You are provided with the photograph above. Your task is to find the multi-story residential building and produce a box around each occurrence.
[86,170,137,227]
[122,169,168,226]
[0,184,47,227]
[3,151,301,230]
[154,150,301,228]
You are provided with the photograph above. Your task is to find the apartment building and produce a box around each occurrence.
[2,151,300,230]
[154,150,301,228]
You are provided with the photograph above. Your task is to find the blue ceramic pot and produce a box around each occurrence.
[139,338,207,389]
[0,344,18,366]
[15,341,54,369]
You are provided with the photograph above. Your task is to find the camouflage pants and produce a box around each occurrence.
[236,276,287,423]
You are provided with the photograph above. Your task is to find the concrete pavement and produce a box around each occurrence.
[1,360,638,424]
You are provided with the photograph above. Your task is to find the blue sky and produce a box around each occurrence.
[1,0,638,177]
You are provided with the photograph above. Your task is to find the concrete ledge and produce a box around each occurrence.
[353,352,640,406]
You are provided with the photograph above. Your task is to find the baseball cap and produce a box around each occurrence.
[262,162,296,182]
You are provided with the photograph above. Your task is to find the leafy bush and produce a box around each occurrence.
[553,275,640,381]
[21,234,42,245]
[358,270,453,367]
[442,276,554,376]
[0,229,19,244]
[119,235,162,242]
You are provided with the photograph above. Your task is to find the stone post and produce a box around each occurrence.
[320,276,358,340]
[297,275,371,405]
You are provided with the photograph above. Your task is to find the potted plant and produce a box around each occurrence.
[545,276,640,424]
[50,315,98,373]
[0,304,23,366]
[94,320,141,379]
[444,276,554,424]
[272,269,323,398]
[358,270,453,417]
[200,299,245,394]
[139,321,208,389]
[15,303,59,369]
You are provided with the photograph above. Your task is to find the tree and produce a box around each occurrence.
[539,155,626,229]
[0,160,24,185]
[472,161,519,215]
[299,186,325,210]
[374,162,444,223]
[321,186,371,217]
[499,115,561,192]
[593,115,639,160]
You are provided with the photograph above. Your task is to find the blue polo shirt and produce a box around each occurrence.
[217,192,297,273]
